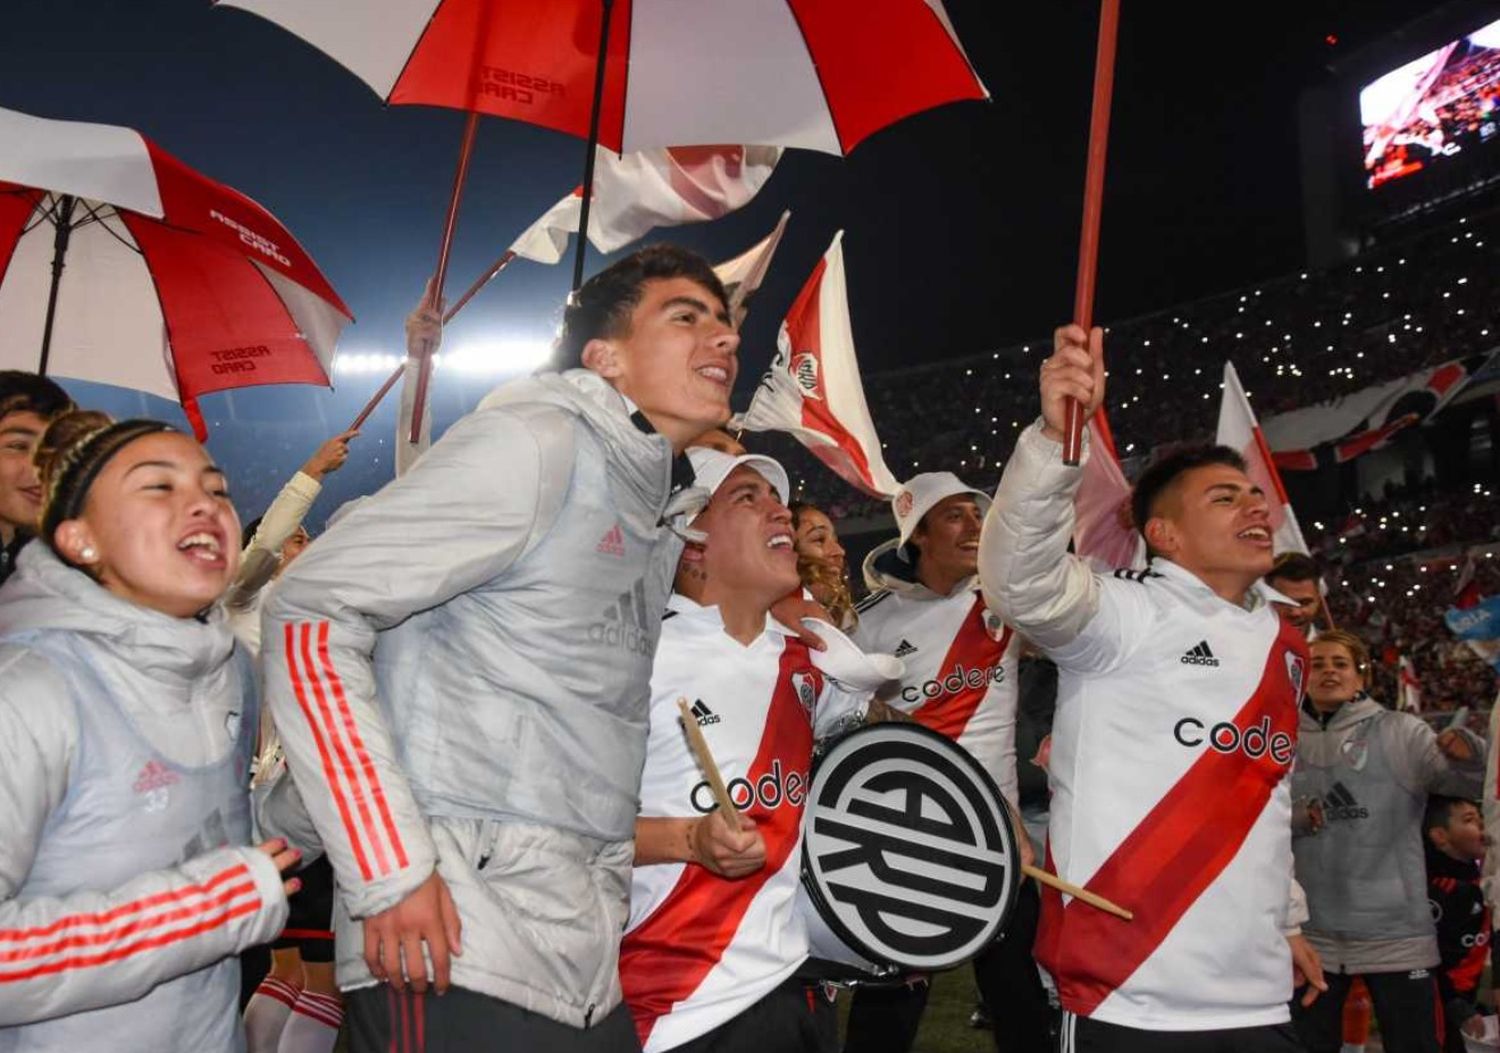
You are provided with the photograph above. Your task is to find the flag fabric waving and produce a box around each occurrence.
[1073,408,1146,571]
[509,145,781,264]
[713,211,790,328]
[1216,360,1309,555]
[736,231,899,498]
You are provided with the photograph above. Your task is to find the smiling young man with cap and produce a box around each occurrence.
[621,447,898,1053]
[978,325,1321,1053]
[843,471,1052,1053]
[260,245,740,1052]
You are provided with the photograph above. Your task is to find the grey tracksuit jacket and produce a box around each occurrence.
[0,544,287,1051]
[1292,696,1485,973]
[259,369,689,1027]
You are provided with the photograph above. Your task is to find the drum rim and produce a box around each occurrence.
[800,722,1022,972]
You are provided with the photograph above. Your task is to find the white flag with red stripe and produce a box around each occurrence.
[735,231,899,498]
[1073,409,1146,571]
[1216,361,1309,556]
[713,211,790,328]
[509,144,782,264]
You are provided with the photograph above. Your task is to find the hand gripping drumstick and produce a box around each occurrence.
[677,699,743,833]
[1022,865,1133,921]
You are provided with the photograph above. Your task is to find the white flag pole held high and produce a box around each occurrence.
[1216,361,1309,556]
[736,231,900,499]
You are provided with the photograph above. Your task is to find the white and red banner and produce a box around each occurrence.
[509,145,781,264]
[1217,361,1309,556]
[1073,409,1146,572]
[736,231,899,498]
[1262,350,1498,471]
[1397,653,1423,713]
[713,211,790,328]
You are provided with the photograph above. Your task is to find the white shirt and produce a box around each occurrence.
[621,594,867,1052]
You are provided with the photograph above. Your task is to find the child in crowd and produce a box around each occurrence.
[0,414,299,1051]
[1425,796,1493,1053]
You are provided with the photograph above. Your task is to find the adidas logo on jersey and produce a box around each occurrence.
[689,699,720,726]
[588,579,654,656]
[1180,641,1220,667]
[894,639,918,658]
[1323,781,1369,821]
[595,523,626,557]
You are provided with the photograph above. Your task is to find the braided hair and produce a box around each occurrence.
[38,415,177,561]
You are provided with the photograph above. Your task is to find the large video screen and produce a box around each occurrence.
[1361,18,1500,190]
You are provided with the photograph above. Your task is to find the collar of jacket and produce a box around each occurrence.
[1147,557,1295,613]
[859,537,977,601]
[665,591,792,645]
[1298,693,1383,732]
[1424,837,1481,880]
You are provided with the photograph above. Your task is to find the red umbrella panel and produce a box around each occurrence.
[0,109,352,437]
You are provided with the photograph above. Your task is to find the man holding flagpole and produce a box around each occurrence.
[979,325,1325,1052]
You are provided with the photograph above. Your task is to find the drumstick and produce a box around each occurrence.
[677,698,743,833]
[1022,864,1133,921]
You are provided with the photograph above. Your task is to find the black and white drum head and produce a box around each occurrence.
[801,724,1020,973]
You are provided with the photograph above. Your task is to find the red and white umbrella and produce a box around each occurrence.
[0,106,352,437]
[218,0,989,156]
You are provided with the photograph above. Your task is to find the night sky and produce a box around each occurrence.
[0,0,1445,434]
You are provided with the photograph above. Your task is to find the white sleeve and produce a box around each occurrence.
[395,357,432,478]
[1283,874,1308,936]
[979,421,1154,674]
[226,470,322,610]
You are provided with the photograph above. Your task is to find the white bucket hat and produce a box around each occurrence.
[686,447,790,522]
[892,471,991,551]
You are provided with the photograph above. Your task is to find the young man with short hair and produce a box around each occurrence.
[0,371,73,588]
[844,472,1050,1053]
[261,245,741,1051]
[979,325,1323,1052]
[1264,553,1325,637]
[622,448,892,1052]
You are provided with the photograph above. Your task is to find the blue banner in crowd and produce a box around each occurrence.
[1446,595,1500,673]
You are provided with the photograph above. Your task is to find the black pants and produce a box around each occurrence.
[843,879,1052,1053]
[347,985,641,1053]
[673,978,837,1053]
[1059,1013,1303,1053]
[1291,968,1441,1053]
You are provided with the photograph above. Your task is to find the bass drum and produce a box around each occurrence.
[799,723,1021,978]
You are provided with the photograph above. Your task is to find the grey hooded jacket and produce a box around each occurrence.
[260,369,689,1027]
[0,544,288,1051]
[1292,695,1485,973]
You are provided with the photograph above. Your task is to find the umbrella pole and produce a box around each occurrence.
[37,194,78,376]
[1062,0,1120,466]
[408,110,482,443]
[569,0,617,294]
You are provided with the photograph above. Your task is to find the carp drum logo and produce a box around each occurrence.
[802,725,1017,970]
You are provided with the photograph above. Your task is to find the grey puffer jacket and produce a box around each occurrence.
[0,544,286,1051]
[260,369,690,1027]
[1292,695,1485,973]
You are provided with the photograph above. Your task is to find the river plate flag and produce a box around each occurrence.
[735,231,899,498]
[1073,408,1146,571]
[509,145,781,264]
[1216,360,1309,556]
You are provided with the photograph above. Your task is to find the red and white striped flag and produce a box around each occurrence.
[735,231,899,498]
[1073,408,1146,572]
[713,211,790,328]
[509,144,782,264]
[1216,361,1309,555]
[1397,653,1422,713]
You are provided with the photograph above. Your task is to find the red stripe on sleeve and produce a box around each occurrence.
[316,622,409,871]
[0,864,251,945]
[285,622,375,881]
[1038,619,1308,1016]
[620,644,819,1045]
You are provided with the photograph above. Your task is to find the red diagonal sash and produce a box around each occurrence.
[912,595,1010,742]
[621,644,821,1045]
[1036,617,1308,1015]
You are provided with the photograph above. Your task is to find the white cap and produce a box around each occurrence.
[686,447,790,518]
[892,471,991,550]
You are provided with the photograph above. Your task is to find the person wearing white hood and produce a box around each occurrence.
[842,473,1050,1053]
[622,447,900,1053]
[259,245,754,1051]
[0,414,300,1051]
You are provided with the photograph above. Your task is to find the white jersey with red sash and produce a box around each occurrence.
[621,595,867,1052]
[853,560,1019,808]
[1035,559,1308,1030]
